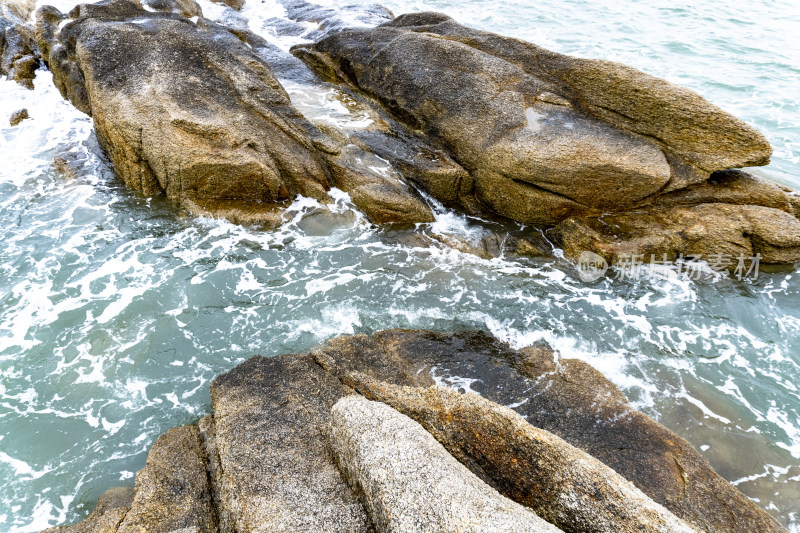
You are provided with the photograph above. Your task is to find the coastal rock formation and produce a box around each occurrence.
[347,378,696,533]
[1,1,40,89]
[312,330,785,533]
[292,12,800,266]
[44,487,134,533]
[9,107,28,125]
[34,0,434,225]
[43,330,786,533]
[330,395,564,533]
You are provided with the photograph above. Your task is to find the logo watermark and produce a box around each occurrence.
[576,252,761,282]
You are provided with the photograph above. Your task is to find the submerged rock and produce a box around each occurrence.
[347,378,697,533]
[331,395,564,533]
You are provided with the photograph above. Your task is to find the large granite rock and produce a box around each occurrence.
[34,0,434,225]
[330,395,564,533]
[312,329,785,533]
[292,13,800,266]
[203,353,373,533]
[40,330,786,533]
[116,425,217,533]
[347,378,697,533]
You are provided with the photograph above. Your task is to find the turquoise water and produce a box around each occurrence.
[1,0,799,530]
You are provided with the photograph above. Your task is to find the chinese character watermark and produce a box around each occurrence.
[576,251,761,282]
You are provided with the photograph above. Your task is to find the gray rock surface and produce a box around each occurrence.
[348,378,698,533]
[313,329,786,533]
[330,395,564,533]
[206,353,373,532]
[116,425,217,533]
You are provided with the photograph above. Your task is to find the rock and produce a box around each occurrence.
[292,13,771,228]
[1,15,40,88]
[204,353,372,532]
[551,203,800,269]
[36,0,334,223]
[42,487,134,533]
[211,0,244,11]
[313,329,786,533]
[142,0,203,17]
[2,0,36,21]
[330,395,564,533]
[9,107,28,125]
[326,144,435,225]
[347,378,697,533]
[116,425,217,533]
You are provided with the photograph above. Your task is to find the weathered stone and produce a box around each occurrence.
[142,0,203,17]
[206,353,373,532]
[211,0,243,11]
[2,0,36,21]
[313,329,785,533]
[42,487,134,533]
[9,107,28,126]
[1,15,39,88]
[116,425,217,533]
[348,378,697,533]
[331,395,563,533]
[36,0,332,223]
[292,13,771,228]
[552,203,800,269]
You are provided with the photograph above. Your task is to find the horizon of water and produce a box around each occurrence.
[1,0,799,531]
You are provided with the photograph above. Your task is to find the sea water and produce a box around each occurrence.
[0,0,798,530]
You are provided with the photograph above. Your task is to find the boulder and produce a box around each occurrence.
[34,0,437,225]
[1,13,40,88]
[292,12,772,228]
[9,107,28,126]
[552,203,800,269]
[203,353,372,532]
[330,395,563,533]
[36,0,332,223]
[347,378,697,533]
[312,329,785,533]
[116,425,217,533]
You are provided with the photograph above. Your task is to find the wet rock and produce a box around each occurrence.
[9,107,28,126]
[347,378,697,533]
[1,14,40,88]
[212,0,244,11]
[143,0,203,17]
[116,425,217,533]
[331,395,564,533]
[42,487,134,533]
[205,353,372,532]
[313,329,785,533]
[552,203,800,269]
[293,13,771,228]
[36,0,333,223]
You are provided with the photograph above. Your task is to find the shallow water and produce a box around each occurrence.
[1,0,799,531]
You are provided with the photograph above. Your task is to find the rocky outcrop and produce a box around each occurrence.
[1,1,40,89]
[312,329,785,533]
[292,13,800,266]
[203,353,372,533]
[42,330,786,533]
[34,0,435,225]
[43,487,134,533]
[347,378,696,533]
[330,395,565,533]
